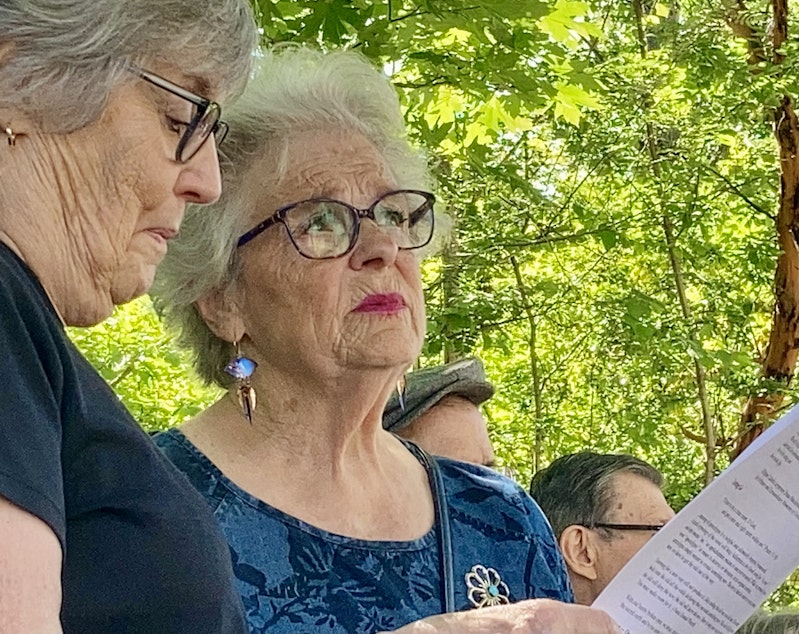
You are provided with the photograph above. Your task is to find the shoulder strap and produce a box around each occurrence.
[402,440,456,613]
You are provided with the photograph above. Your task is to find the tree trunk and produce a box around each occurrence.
[510,255,544,473]
[731,0,799,459]
[733,94,799,458]
[440,231,461,364]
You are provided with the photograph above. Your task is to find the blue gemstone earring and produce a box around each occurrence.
[224,341,258,423]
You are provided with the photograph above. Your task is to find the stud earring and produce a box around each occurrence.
[223,341,258,423]
[395,373,407,412]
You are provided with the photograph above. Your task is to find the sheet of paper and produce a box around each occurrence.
[593,403,799,634]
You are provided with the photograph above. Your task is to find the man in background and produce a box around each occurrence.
[383,357,496,466]
[529,451,675,605]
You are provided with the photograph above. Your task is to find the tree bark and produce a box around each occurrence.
[733,95,799,458]
[731,0,799,459]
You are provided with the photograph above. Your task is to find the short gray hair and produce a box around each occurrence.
[0,0,257,132]
[152,46,435,388]
[529,451,665,540]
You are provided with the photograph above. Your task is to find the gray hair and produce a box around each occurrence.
[152,46,436,388]
[0,0,257,132]
[529,451,665,540]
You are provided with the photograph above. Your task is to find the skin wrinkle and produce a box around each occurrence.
[189,129,428,493]
[0,68,220,326]
[233,129,425,384]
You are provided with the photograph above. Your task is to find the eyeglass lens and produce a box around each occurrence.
[591,522,666,532]
[178,103,225,163]
[284,191,434,259]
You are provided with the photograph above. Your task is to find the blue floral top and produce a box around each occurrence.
[155,429,572,634]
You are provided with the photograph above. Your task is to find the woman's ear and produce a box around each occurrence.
[195,287,245,343]
[559,524,599,581]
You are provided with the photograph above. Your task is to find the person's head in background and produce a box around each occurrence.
[383,357,495,466]
[529,451,675,605]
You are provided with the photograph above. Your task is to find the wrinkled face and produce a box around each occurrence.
[593,472,676,589]
[32,69,222,325]
[232,129,427,374]
[398,395,495,466]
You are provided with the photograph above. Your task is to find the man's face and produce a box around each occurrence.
[591,471,676,593]
[396,395,495,466]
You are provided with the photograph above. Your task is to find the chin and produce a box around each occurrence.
[110,265,156,306]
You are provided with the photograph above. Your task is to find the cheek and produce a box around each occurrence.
[404,260,427,336]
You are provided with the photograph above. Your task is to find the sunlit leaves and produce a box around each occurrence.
[551,80,601,124]
[537,0,603,49]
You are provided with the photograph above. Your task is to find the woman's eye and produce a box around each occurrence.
[379,208,407,227]
[165,115,189,136]
[306,210,340,233]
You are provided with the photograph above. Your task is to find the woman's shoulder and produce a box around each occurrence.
[153,428,225,506]
[435,457,552,537]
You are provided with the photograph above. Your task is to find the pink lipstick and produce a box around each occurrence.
[354,293,406,315]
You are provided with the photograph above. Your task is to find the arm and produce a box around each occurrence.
[0,496,63,633]
[382,599,622,634]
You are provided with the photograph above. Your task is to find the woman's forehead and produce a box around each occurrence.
[274,130,394,201]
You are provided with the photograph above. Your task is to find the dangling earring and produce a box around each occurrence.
[223,341,258,423]
[395,373,407,412]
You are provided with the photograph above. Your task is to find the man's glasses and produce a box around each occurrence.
[237,190,436,260]
[590,523,666,532]
[135,68,228,163]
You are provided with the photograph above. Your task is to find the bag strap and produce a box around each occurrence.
[403,440,456,613]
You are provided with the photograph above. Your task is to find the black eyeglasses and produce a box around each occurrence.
[590,523,666,532]
[236,190,436,260]
[135,68,228,163]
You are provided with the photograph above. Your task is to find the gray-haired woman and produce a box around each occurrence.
[152,46,621,634]
[0,1,256,632]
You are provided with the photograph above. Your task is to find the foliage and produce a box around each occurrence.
[69,0,799,606]
[68,297,221,431]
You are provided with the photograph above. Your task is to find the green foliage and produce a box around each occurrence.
[68,297,221,431]
[68,0,799,606]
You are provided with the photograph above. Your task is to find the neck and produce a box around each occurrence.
[569,573,600,606]
[225,361,401,461]
[181,362,434,540]
[0,135,114,326]
[0,229,67,327]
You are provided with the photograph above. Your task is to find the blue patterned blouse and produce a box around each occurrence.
[155,429,572,634]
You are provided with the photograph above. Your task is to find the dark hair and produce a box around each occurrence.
[529,451,664,539]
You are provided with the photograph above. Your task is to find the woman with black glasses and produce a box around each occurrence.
[151,46,621,634]
[0,1,256,632]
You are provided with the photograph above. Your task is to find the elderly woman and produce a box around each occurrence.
[0,1,256,632]
[152,47,619,634]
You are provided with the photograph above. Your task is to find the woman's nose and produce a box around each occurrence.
[348,219,400,270]
[174,137,222,204]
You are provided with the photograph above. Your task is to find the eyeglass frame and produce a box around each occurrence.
[588,522,666,532]
[236,189,436,259]
[133,68,228,163]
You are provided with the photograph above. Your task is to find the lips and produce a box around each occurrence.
[147,227,178,241]
[354,293,407,315]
